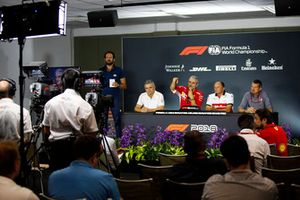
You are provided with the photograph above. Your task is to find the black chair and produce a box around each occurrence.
[115,178,154,200]
[261,167,300,185]
[269,144,277,155]
[164,179,205,200]
[138,163,173,199]
[288,144,300,156]
[158,152,187,166]
[291,184,300,200]
[267,154,300,170]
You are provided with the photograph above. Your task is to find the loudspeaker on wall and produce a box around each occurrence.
[87,10,118,27]
[274,0,300,16]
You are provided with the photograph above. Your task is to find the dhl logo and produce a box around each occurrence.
[179,46,208,56]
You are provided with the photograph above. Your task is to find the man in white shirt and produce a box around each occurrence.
[0,78,33,143]
[0,141,39,200]
[206,81,234,112]
[134,80,164,112]
[238,114,270,174]
[42,69,98,171]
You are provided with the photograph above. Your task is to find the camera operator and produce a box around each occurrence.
[0,78,33,143]
[42,69,98,171]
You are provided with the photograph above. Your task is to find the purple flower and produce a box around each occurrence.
[120,124,147,148]
[207,128,229,149]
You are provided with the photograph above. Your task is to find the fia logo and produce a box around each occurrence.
[208,45,221,55]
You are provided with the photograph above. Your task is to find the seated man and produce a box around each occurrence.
[170,76,204,110]
[202,135,278,200]
[206,81,234,112]
[0,78,33,142]
[48,135,120,200]
[255,109,288,156]
[134,80,164,112]
[238,114,270,174]
[0,141,39,200]
[166,130,227,183]
[238,79,272,113]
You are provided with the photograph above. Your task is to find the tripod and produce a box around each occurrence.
[86,91,120,177]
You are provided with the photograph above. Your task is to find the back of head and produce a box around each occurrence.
[238,114,255,130]
[255,109,273,124]
[0,78,16,98]
[73,135,101,161]
[61,69,81,91]
[184,130,206,157]
[0,141,20,177]
[220,135,250,168]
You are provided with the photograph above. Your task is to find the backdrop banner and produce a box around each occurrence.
[123,31,300,135]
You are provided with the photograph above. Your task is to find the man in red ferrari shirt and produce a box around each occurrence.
[170,76,204,110]
[254,109,288,156]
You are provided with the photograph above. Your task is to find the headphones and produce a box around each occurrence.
[0,78,16,97]
[61,68,81,91]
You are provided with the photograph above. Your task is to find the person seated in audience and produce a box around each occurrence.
[0,141,39,200]
[205,81,234,112]
[48,135,120,200]
[0,78,33,143]
[166,130,227,183]
[202,135,278,200]
[238,79,272,113]
[254,109,288,156]
[170,76,204,110]
[238,114,270,174]
[134,80,165,112]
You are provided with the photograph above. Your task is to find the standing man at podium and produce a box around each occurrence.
[100,51,126,138]
[170,75,204,110]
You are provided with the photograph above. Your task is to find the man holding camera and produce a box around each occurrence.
[42,69,98,171]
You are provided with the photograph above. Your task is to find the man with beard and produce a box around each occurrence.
[99,51,126,138]
[170,75,204,110]
[254,109,288,156]
[134,80,164,112]
[238,80,272,113]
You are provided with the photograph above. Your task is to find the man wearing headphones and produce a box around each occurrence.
[0,78,33,142]
[42,69,98,171]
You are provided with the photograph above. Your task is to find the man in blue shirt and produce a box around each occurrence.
[48,135,120,200]
[100,51,126,138]
[238,79,272,113]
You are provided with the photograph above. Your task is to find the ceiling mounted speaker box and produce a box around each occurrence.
[274,0,300,16]
[87,10,118,27]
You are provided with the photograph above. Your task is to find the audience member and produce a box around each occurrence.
[238,80,272,113]
[135,80,164,112]
[166,130,227,182]
[238,114,270,174]
[42,69,98,171]
[0,78,33,143]
[206,81,234,112]
[0,141,39,200]
[202,135,278,200]
[99,51,126,138]
[48,135,120,200]
[170,76,204,109]
[255,109,288,156]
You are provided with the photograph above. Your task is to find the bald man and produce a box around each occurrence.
[0,79,33,142]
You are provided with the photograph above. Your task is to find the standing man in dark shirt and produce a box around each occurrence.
[100,51,126,138]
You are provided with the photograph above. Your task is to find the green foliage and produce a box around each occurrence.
[204,148,223,159]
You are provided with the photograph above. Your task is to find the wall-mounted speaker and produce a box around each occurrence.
[274,0,300,16]
[87,10,118,27]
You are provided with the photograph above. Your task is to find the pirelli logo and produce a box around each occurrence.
[179,46,208,56]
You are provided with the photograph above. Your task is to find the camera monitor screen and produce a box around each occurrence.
[81,71,102,87]
[49,66,81,90]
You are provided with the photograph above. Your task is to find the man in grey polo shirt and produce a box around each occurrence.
[238,80,272,113]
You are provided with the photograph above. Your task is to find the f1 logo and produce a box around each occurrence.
[179,46,208,56]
